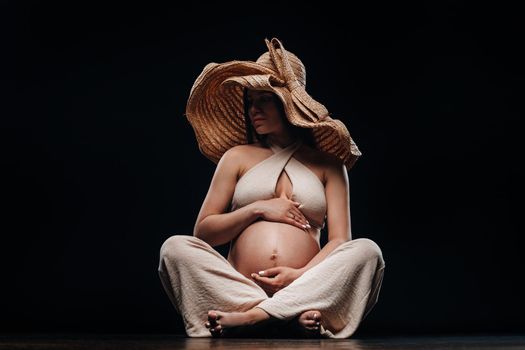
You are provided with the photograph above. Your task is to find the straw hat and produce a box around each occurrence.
[185,37,362,170]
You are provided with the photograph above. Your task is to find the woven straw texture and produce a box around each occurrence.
[186,38,361,170]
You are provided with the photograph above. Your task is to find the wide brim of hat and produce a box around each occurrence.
[186,60,362,170]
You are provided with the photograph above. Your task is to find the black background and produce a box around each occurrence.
[4,1,523,336]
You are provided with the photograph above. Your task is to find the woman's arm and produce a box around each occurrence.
[193,146,262,247]
[196,204,262,247]
[298,157,352,273]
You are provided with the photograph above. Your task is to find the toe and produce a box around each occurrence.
[300,319,316,327]
[310,311,321,321]
[208,310,221,324]
[210,323,222,331]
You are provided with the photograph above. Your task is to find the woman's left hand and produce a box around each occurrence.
[251,266,304,296]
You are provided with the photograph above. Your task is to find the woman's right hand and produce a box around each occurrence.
[255,196,310,230]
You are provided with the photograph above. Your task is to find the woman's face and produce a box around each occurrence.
[246,90,286,135]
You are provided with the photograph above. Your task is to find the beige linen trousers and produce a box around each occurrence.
[158,235,385,338]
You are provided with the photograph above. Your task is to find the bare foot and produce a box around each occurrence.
[204,311,223,337]
[297,310,322,334]
[204,310,257,337]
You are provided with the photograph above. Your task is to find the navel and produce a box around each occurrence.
[269,247,278,260]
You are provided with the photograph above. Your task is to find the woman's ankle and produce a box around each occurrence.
[246,307,271,325]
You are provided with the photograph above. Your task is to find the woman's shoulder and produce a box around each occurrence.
[225,142,266,155]
[221,143,270,178]
[221,142,268,164]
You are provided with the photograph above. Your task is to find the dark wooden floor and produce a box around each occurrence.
[0,334,524,350]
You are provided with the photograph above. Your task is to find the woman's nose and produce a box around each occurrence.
[249,102,261,114]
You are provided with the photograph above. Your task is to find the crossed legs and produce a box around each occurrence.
[158,235,385,338]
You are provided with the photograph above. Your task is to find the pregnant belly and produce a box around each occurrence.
[227,220,321,281]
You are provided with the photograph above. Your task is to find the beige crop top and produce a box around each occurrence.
[230,139,327,230]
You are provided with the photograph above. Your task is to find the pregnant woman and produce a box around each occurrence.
[158,38,386,338]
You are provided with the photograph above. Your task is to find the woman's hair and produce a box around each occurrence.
[243,88,316,149]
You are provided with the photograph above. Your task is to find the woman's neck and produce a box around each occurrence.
[266,132,298,149]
